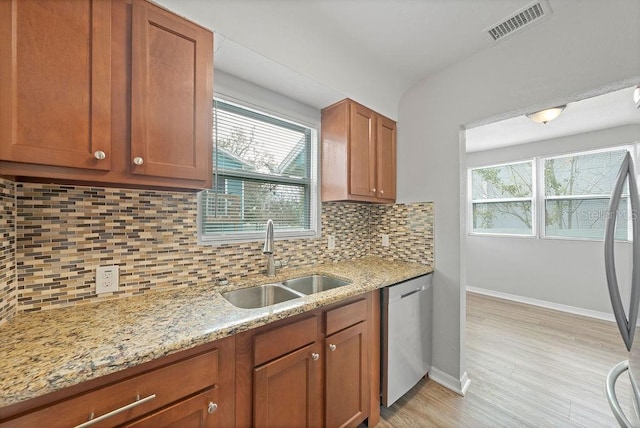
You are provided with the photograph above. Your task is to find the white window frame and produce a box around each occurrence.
[198,95,320,245]
[468,144,637,242]
[539,145,633,242]
[468,159,536,238]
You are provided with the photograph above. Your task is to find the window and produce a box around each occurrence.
[543,148,630,240]
[199,99,318,243]
[470,161,534,235]
[468,146,633,241]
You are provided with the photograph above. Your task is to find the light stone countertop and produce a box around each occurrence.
[0,257,432,408]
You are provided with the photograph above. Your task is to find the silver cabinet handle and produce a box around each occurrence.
[371,188,376,193]
[74,394,156,428]
[329,344,336,351]
[94,151,106,160]
[133,157,144,165]
[208,402,218,414]
[311,352,319,361]
[380,189,384,195]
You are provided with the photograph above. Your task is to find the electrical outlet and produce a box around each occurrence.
[327,235,336,250]
[96,265,120,294]
[382,234,390,247]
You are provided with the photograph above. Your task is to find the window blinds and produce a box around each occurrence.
[200,100,314,238]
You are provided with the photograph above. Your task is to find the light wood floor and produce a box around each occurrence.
[376,292,636,427]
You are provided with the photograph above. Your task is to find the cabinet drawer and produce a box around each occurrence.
[125,386,219,428]
[254,316,318,366]
[325,298,367,336]
[8,349,219,428]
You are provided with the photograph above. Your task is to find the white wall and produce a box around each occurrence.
[467,237,632,314]
[214,70,321,128]
[155,0,403,119]
[397,1,640,390]
[466,125,640,168]
[466,125,640,316]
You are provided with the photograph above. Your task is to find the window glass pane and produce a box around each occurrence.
[545,197,628,240]
[201,180,309,234]
[544,150,627,196]
[472,162,532,200]
[472,201,533,235]
[200,99,316,241]
[214,101,309,179]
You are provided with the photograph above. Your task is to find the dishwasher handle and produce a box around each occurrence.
[385,275,432,305]
[400,287,426,300]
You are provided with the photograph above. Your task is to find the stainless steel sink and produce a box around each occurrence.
[222,284,303,309]
[281,275,351,295]
[221,275,351,309]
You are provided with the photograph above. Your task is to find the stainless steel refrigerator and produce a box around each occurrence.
[605,150,640,427]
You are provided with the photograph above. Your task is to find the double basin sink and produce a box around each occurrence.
[222,275,351,309]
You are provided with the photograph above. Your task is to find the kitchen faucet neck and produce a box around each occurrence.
[263,219,276,277]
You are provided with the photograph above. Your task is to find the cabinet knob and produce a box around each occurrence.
[311,352,319,361]
[93,151,106,160]
[329,344,336,351]
[380,189,384,195]
[133,157,144,166]
[208,402,218,414]
[372,188,376,193]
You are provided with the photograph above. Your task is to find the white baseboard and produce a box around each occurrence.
[429,367,471,396]
[466,286,614,322]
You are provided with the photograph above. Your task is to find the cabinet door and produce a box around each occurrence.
[325,322,369,428]
[349,102,376,198]
[0,0,112,170]
[6,348,221,427]
[125,387,220,428]
[376,115,397,201]
[131,0,213,182]
[254,343,322,428]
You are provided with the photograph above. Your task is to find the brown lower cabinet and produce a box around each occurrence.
[325,322,369,428]
[254,343,323,428]
[0,291,381,428]
[236,291,380,428]
[124,387,220,428]
[0,337,235,428]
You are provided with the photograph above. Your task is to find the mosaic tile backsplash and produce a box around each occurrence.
[370,203,434,266]
[0,178,16,323]
[0,182,434,324]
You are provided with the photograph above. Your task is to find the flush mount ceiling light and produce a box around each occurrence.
[526,105,566,124]
[634,85,640,108]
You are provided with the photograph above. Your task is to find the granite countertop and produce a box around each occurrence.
[0,257,432,408]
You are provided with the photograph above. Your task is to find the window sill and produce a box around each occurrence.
[467,232,535,239]
[468,232,632,244]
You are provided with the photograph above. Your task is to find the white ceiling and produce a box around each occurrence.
[155,0,639,124]
[466,87,640,153]
[155,0,540,118]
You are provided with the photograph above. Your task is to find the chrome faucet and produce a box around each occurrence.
[263,219,276,277]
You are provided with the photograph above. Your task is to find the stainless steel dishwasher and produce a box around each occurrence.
[381,273,433,407]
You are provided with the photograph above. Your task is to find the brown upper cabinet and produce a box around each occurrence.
[0,0,113,171]
[321,99,396,203]
[130,0,212,182]
[0,0,213,190]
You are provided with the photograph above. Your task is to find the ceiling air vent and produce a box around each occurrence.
[485,0,552,42]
